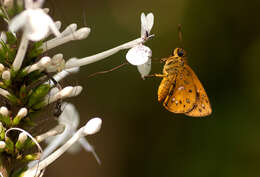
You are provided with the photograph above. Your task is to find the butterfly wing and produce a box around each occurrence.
[185,65,212,117]
[161,68,197,113]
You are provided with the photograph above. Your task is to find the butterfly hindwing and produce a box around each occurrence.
[185,65,212,117]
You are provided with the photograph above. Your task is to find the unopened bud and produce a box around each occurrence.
[61,24,77,37]
[84,118,102,135]
[0,141,6,149]
[0,64,4,73]
[16,132,28,150]
[0,107,8,117]
[18,132,28,144]
[17,108,28,118]
[2,70,10,81]
[59,86,74,98]
[70,86,83,97]
[74,28,91,40]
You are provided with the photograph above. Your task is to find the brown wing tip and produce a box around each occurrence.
[185,109,212,117]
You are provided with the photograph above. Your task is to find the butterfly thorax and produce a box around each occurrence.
[163,48,187,75]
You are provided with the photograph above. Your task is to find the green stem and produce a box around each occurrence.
[0,155,11,177]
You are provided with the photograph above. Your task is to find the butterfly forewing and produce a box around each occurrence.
[184,65,212,117]
[162,67,197,113]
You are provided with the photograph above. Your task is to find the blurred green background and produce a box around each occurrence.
[43,0,260,176]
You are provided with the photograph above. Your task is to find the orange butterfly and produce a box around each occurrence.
[149,27,212,117]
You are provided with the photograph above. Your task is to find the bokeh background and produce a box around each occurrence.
[43,0,260,176]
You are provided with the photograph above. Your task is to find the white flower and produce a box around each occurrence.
[24,115,102,177]
[126,12,154,78]
[9,0,60,41]
[39,103,79,161]
[39,103,101,164]
[64,13,155,70]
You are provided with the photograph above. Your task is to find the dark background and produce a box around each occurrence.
[43,0,260,176]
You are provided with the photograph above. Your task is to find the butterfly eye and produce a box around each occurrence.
[177,49,184,57]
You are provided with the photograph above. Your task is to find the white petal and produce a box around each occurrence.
[78,137,101,164]
[59,103,79,129]
[140,12,154,38]
[41,103,79,159]
[146,13,154,34]
[67,142,81,154]
[9,11,27,33]
[25,0,44,9]
[137,58,151,79]
[25,9,60,41]
[140,12,147,38]
[25,10,50,40]
[126,45,152,65]
[48,16,62,38]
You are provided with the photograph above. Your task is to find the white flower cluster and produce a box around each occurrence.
[0,0,155,176]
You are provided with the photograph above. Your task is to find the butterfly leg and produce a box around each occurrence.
[145,73,168,78]
[163,85,173,105]
[160,57,168,63]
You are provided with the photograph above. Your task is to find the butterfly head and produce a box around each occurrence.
[172,48,186,58]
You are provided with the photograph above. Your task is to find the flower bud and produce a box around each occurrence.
[84,118,102,135]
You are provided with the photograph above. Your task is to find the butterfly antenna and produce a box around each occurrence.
[87,62,129,78]
[83,10,87,27]
[178,24,184,49]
